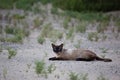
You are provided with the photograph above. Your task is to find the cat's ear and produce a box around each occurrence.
[51,43,55,48]
[60,43,63,48]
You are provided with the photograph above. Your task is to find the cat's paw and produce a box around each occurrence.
[49,57,56,60]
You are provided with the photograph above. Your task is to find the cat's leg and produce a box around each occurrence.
[76,58,94,61]
[49,57,65,61]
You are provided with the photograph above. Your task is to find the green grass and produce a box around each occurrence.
[97,22,109,33]
[51,7,59,14]
[99,48,108,53]
[35,60,56,78]
[69,72,79,80]
[7,48,17,59]
[63,17,71,29]
[115,20,120,32]
[97,74,109,80]
[66,27,74,40]
[69,72,88,80]
[35,60,45,75]
[12,14,25,20]
[47,64,56,73]
[75,22,87,33]
[88,32,99,41]
[3,68,7,79]
[4,26,30,43]
[38,36,45,44]
[33,17,43,28]
[39,23,63,43]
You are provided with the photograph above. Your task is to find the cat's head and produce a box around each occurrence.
[51,43,63,53]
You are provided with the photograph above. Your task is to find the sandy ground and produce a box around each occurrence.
[0,4,120,80]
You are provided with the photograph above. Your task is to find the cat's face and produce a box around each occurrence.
[52,43,63,53]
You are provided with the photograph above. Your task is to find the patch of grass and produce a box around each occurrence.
[69,72,79,80]
[38,36,45,44]
[66,27,74,40]
[3,68,7,79]
[51,7,59,14]
[88,32,99,41]
[97,74,109,80]
[33,17,43,28]
[39,23,63,43]
[35,60,56,78]
[7,48,17,59]
[97,22,109,33]
[115,20,120,32]
[75,22,87,33]
[35,60,45,75]
[63,11,110,22]
[63,17,71,29]
[12,14,25,20]
[80,73,88,80]
[100,48,108,53]
[47,64,56,73]
[4,26,30,43]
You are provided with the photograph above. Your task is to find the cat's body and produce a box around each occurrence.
[49,43,112,62]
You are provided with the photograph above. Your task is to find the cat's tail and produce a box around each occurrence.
[96,56,112,62]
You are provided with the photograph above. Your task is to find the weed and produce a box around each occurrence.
[66,27,74,40]
[69,72,79,80]
[35,60,45,75]
[35,60,56,78]
[63,17,71,29]
[88,32,99,41]
[97,74,109,80]
[51,7,58,14]
[3,68,7,79]
[47,64,56,73]
[12,14,25,20]
[38,36,45,44]
[33,17,43,28]
[40,23,63,42]
[97,22,108,33]
[100,48,108,53]
[115,20,120,32]
[27,64,31,69]
[80,73,88,80]
[75,22,87,33]
[7,48,17,59]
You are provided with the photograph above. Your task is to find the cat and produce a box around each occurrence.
[49,43,112,62]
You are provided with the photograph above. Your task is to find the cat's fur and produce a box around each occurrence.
[49,43,112,62]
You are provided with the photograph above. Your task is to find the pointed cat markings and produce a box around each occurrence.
[49,43,112,62]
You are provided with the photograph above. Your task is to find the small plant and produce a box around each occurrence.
[66,27,74,40]
[3,68,7,79]
[97,22,108,33]
[47,64,56,73]
[88,32,99,41]
[69,72,79,80]
[35,60,45,75]
[33,17,43,28]
[7,48,17,59]
[97,74,109,80]
[63,17,70,29]
[100,48,108,53]
[51,7,58,14]
[38,36,45,44]
[80,73,88,80]
[75,22,87,33]
[12,14,25,20]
